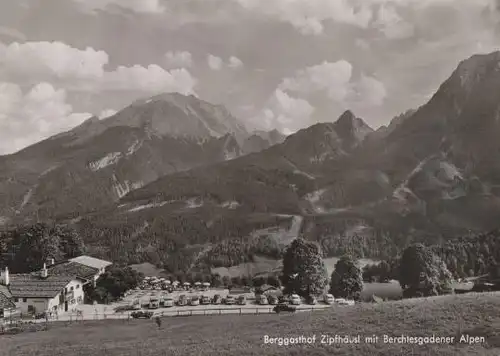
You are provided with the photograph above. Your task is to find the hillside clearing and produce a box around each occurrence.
[2,293,500,355]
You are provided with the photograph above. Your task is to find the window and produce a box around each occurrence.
[23,298,27,302]
[70,286,74,291]
[14,297,18,302]
[76,284,80,289]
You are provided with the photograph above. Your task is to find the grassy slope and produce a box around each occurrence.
[2,293,500,356]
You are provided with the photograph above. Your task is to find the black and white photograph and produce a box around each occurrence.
[1,0,500,355]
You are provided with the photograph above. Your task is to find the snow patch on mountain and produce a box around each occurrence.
[221,201,240,209]
[185,198,204,208]
[112,175,143,198]
[19,187,35,211]
[89,152,122,171]
[126,140,143,156]
[128,200,170,213]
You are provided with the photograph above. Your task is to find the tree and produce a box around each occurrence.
[90,267,144,303]
[252,276,266,287]
[210,273,222,288]
[222,275,231,287]
[281,238,328,297]
[399,244,453,298]
[267,275,281,287]
[378,261,391,283]
[329,256,363,301]
[3,223,84,273]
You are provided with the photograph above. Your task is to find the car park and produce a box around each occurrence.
[290,294,301,305]
[258,295,268,305]
[323,294,335,305]
[267,295,278,305]
[212,294,222,304]
[177,295,188,306]
[148,296,160,309]
[163,297,174,307]
[189,296,200,306]
[305,295,317,305]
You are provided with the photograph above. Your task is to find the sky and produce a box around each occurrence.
[0,0,500,154]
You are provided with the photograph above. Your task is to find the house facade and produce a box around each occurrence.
[1,265,85,315]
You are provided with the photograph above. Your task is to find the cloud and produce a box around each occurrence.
[99,109,118,119]
[207,54,223,70]
[0,82,91,154]
[353,74,387,107]
[279,60,353,101]
[164,51,193,68]
[0,41,108,80]
[257,89,315,133]
[102,65,196,94]
[228,56,244,69]
[232,0,373,35]
[71,0,165,14]
[374,4,415,39]
[0,41,197,95]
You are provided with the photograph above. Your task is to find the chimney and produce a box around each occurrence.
[1,267,9,286]
[41,263,48,278]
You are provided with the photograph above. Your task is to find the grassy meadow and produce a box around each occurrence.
[2,293,500,356]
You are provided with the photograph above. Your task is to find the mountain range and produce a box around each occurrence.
[3,51,500,275]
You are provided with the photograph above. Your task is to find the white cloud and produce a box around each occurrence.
[228,56,244,69]
[71,0,165,14]
[232,0,373,35]
[278,60,387,108]
[257,89,315,133]
[0,82,91,154]
[279,60,353,101]
[207,54,223,70]
[354,75,387,106]
[165,51,193,68]
[102,65,196,94]
[374,5,415,39]
[0,41,108,80]
[0,41,197,95]
[99,109,118,119]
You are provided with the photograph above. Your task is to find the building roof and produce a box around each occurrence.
[0,285,14,310]
[8,274,75,298]
[69,255,112,270]
[47,261,99,280]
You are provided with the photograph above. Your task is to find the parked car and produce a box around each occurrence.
[323,294,335,305]
[189,296,200,306]
[212,294,222,304]
[335,298,355,306]
[237,295,246,305]
[290,294,301,305]
[177,295,188,306]
[201,295,211,305]
[131,311,153,319]
[132,299,141,310]
[163,297,174,307]
[149,296,160,309]
[223,295,236,305]
[278,295,289,304]
[273,303,296,313]
[258,295,268,305]
[305,295,317,305]
[267,295,278,305]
